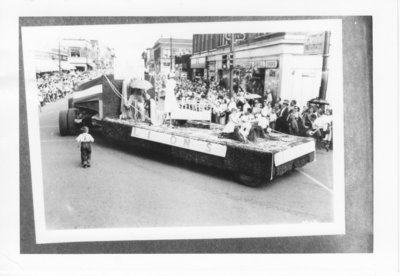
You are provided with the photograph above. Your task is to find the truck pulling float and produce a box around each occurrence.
[59,74,316,187]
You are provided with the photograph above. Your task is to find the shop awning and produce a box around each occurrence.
[35,60,59,73]
[87,62,97,69]
[35,60,76,73]
[191,62,205,69]
[60,61,76,70]
[191,57,206,69]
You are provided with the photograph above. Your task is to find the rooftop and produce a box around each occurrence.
[153,37,192,48]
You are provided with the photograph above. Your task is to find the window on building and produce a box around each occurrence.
[154,48,160,60]
[217,34,222,47]
[163,49,170,58]
[199,35,203,52]
[70,48,81,57]
[211,34,217,49]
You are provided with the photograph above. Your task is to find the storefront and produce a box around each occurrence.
[205,61,217,81]
[191,34,324,106]
[193,68,205,79]
[262,60,280,102]
[233,58,279,99]
[190,56,205,80]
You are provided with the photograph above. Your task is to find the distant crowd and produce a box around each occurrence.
[36,70,99,109]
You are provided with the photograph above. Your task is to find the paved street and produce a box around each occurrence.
[39,97,334,230]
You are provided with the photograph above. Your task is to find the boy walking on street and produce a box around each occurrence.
[76,126,94,168]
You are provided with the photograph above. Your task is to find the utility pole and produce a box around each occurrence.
[170,36,173,73]
[206,56,209,81]
[229,33,234,99]
[58,39,61,74]
[318,31,331,101]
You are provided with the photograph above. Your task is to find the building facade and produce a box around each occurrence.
[143,48,155,73]
[96,45,115,73]
[34,46,75,73]
[174,54,192,79]
[191,33,327,108]
[149,38,192,75]
[61,39,98,71]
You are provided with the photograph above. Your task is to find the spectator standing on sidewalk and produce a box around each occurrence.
[276,99,290,133]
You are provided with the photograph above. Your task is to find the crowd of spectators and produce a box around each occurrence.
[170,77,333,150]
[36,70,99,109]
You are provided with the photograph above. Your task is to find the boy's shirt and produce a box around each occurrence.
[76,133,94,143]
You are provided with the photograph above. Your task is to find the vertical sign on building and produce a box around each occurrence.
[304,32,331,101]
[304,32,325,55]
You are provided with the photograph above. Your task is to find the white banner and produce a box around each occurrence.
[274,140,315,166]
[131,127,227,157]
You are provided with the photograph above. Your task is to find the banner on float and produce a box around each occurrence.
[131,127,227,157]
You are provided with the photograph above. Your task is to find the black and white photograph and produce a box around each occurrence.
[1,0,399,274]
[21,19,345,243]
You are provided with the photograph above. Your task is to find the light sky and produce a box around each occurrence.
[21,20,341,94]
[22,23,194,79]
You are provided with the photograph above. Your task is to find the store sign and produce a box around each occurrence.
[51,54,68,61]
[265,60,279,68]
[236,60,278,69]
[224,33,246,41]
[131,127,227,157]
[235,60,252,68]
[304,33,325,55]
[190,59,197,66]
[252,61,264,68]
[198,57,206,64]
[190,57,206,68]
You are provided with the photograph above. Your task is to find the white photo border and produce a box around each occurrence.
[21,19,345,244]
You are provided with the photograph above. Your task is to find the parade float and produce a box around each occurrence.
[59,74,315,187]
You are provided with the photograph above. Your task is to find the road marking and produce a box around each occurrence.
[41,139,72,143]
[40,125,59,128]
[296,168,334,194]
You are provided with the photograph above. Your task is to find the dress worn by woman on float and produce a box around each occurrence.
[222,110,242,134]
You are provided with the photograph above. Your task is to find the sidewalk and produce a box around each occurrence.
[301,147,333,190]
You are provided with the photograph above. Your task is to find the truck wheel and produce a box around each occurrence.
[59,110,68,136]
[67,108,78,135]
[235,173,265,187]
[68,97,74,109]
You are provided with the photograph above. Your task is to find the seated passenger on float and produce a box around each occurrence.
[238,107,256,142]
[136,92,145,121]
[255,112,271,137]
[122,87,147,122]
[219,107,242,140]
[219,107,270,143]
[123,90,137,120]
